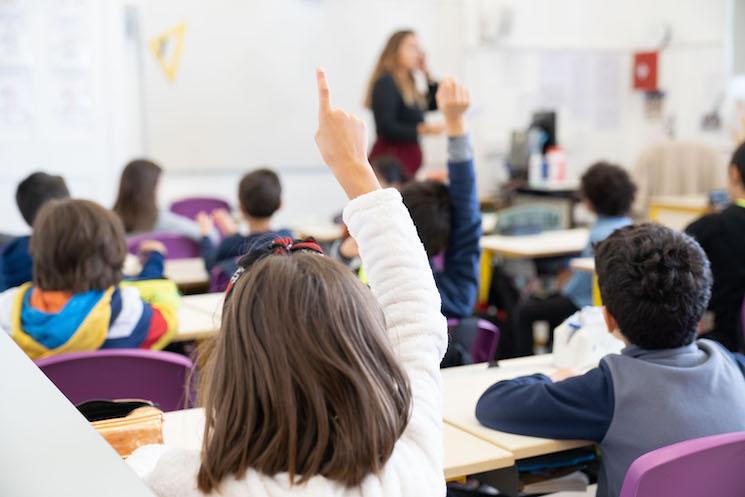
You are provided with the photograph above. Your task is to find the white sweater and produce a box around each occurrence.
[126,188,449,497]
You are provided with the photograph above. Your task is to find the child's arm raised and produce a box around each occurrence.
[433,78,482,318]
[315,68,448,474]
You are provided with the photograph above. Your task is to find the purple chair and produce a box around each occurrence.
[619,432,745,497]
[35,349,194,412]
[447,318,500,364]
[170,197,231,221]
[127,232,201,259]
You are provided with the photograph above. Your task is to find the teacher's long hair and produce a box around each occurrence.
[364,30,426,110]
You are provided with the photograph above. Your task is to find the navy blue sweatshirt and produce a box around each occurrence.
[200,229,293,271]
[475,341,745,497]
[0,236,32,292]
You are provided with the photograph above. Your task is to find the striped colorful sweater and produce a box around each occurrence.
[0,254,180,359]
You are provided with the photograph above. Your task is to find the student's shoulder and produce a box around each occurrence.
[685,210,725,240]
[373,73,399,93]
[127,445,202,496]
[0,235,30,258]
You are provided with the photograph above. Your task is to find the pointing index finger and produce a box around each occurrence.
[316,67,331,115]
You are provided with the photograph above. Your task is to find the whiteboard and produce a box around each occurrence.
[138,0,460,171]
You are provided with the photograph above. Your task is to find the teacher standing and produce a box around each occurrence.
[365,30,444,177]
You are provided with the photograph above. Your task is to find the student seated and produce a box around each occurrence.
[686,141,745,351]
[126,69,448,497]
[506,162,635,357]
[0,172,70,292]
[0,199,179,359]
[399,78,481,319]
[113,159,210,242]
[475,223,745,497]
[197,168,292,272]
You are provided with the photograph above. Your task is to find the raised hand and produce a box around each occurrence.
[212,208,238,236]
[314,68,381,199]
[139,240,167,256]
[196,211,214,237]
[436,77,471,137]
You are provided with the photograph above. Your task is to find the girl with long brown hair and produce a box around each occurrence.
[127,69,450,497]
[365,30,444,177]
[112,159,205,241]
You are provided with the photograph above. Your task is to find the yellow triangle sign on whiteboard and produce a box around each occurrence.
[150,23,187,83]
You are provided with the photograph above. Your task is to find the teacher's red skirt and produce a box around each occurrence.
[369,138,423,178]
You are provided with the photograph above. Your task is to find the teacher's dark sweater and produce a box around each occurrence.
[371,73,437,143]
[686,203,745,351]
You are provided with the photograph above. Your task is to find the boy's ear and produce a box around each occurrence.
[602,306,618,334]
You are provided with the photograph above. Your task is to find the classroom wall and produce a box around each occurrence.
[461,0,733,195]
[0,0,138,235]
[0,0,738,235]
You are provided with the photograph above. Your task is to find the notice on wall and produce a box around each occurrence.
[537,51,623,131]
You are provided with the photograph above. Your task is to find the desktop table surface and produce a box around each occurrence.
[174,305,220,342]
[162,408,515,481]
[180,292,225,315]
[480,228,589,259]
[649,194,710,209]
[442,355,591,459]
[569,257,595,272]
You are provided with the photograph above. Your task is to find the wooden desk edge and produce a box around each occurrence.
[481,246,584,259]
[444,420,591,460]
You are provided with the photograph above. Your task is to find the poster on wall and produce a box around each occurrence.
[47,0,91,69]
[0,6,31,66]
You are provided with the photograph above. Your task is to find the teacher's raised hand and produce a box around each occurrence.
[315,68,381,200]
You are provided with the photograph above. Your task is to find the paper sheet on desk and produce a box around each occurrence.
[553,306,624,371]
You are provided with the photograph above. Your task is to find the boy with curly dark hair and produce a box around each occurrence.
[475,223,745,497]
[506,161,636,356]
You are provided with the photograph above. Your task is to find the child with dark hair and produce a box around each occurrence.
[400,78,482,319]
[0,172,70,291]
[0,199,179,358]
[371,155,407,189]
[198,168,292,274]
[506,162,636,356]
[475,223,745,497]
[686,141,745,351]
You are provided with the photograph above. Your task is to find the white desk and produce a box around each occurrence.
[570,257,595,272]
[442,355,591,460]
[478,229,589,304]
[172,293,225,342]
[291,223,344,243]
[124,255,210,290]
[162,408,515,481]
[480,229,589,259]
[174,305,219,342]
[180,292,224,315]
[165,258,210,289]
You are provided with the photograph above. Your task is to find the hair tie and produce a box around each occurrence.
[224,236,325,297]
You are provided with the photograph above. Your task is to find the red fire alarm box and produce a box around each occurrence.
[633,51,658,92]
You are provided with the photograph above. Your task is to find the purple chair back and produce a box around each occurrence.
[127,232,200,259]
[209,265,232,293]
[619,432,745,497]
[35,349,194,412]
[170,197,231,221]
[447,318,500,364]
